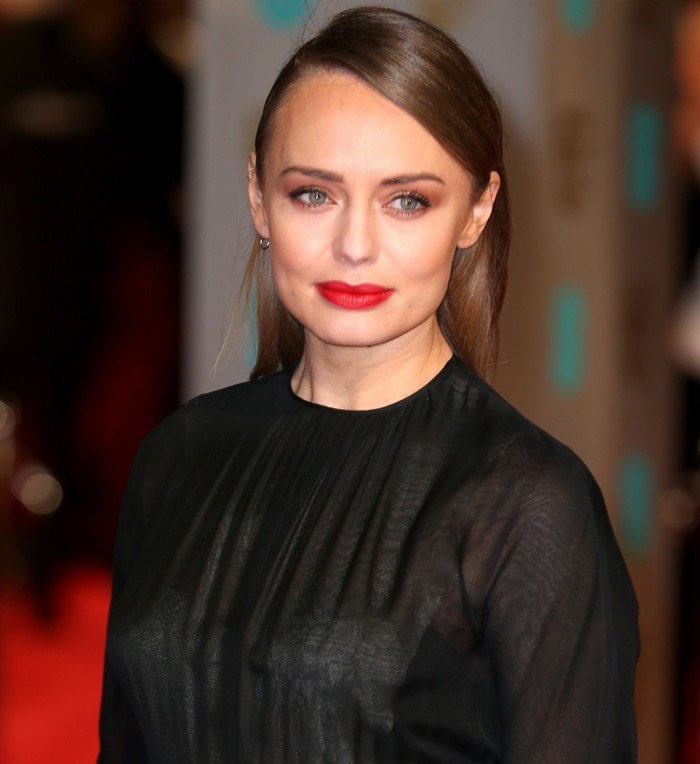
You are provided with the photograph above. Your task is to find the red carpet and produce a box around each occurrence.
[0,567,111,763]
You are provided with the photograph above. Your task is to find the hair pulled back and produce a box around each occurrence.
[245,5,511,380]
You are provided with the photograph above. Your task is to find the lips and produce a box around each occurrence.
[315,281,395,309]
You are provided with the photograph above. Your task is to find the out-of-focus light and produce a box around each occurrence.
[659,487,698,533]
[10,462,63,515]
[9,91,101,138]
[0,398,18,440]
[0,0,69,23]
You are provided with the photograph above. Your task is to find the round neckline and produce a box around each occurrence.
[285,355,459,414]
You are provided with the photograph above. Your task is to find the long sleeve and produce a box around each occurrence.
[98,658,148,762]
[98,438,152,762]
[473,433,639,762]
[90,358,640,760]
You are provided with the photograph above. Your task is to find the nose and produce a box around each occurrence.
[333,201,377,265]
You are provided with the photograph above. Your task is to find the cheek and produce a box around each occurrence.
[269,239,312,281]
[266,207,327,272]
[269,249,317,320]
[270,254,298,298]
[398,237,456,294]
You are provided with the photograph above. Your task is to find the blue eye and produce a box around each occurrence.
[388,192,430,214]
[291,187,329,206]
[398,196,420,211]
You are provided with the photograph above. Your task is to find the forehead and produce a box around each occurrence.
[264,71,468,183]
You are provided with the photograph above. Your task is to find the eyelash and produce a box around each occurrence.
[288,186,432,215]
[387,191,431,216]
[289,186,329,207]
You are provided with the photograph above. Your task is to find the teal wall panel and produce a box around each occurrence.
[559,0,596,33]
[548,284,588,395]
[626,103,663,210]
[252,0,315,29]
[620,451,655,553]
[245,293,258,372]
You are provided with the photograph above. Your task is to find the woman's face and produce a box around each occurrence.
[249,71,498,354]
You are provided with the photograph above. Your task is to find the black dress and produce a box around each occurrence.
[98,357,639,762]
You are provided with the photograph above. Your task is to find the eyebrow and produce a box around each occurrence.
[279,166,446,186]
[280,166,342,182]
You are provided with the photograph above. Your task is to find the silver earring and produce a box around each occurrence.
[260,237,270,250]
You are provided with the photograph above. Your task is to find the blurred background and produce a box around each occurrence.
[0,0,697,761]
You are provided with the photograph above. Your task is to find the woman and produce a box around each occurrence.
[99,7,639,762]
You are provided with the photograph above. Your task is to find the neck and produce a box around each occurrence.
[290,321,453,410]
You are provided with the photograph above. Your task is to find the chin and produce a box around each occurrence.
[309,320,415,350]
[314,331,393,349]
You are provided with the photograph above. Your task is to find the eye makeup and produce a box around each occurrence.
[289,186,331,208]
[386,190,431,216]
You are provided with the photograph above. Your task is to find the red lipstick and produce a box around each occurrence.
[315,281,394,309]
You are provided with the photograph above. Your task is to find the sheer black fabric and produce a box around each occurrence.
[98,357,639,762]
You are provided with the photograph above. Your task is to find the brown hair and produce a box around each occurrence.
[245,5,511,380]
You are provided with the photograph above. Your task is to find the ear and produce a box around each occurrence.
[247,152,269,238]
[457,171,500,249]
